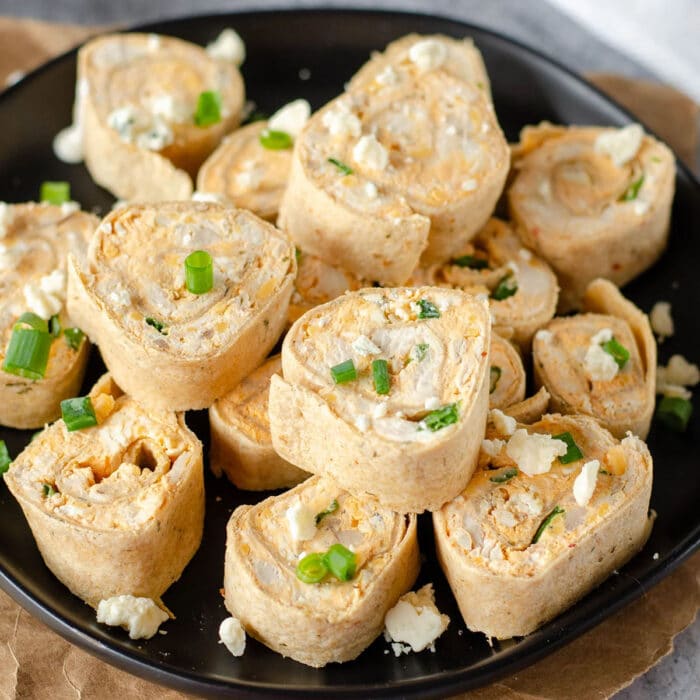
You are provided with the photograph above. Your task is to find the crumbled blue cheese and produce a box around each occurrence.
[594,124,643,167]
[481,438,505,457]
[573,459,599,507]
[649,301,674,339]
[584,328,619,382]
[285,503,316,542]
[505,429,568,476]
[107,106,144,143]
[96,595,168,639]
[352,134,389,171]
[135,118,174,151]
[191,191,225,203]
[24,270,66,320]
[384,584,449,653]
[656,354,699,399]
[268,99,311,139]
[149,94,191,124]
[351,334,381,356]
[461,179,477,192]
[322,104,362,138]
[219,616,246,656]
[489,408,516,436]
[535,329,553,343]
[206,28,246,66]
[408,39,447,72]
[53,123,84,163]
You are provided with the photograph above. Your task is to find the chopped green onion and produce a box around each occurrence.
[295,247,302,263]
[0,440,11,476]
[650,156,662,163]
[40,181,70,205]
[63,328,85,351]
[323,543,357,581]
[599,469,611,475]
[372,359,390,395]
[315,499,339,525]
[620,174,645,202]
[49,315,61,338]
[145,317,167,335]
[330,359,356,384]
[424,403,459,432]
[490,366,502,394]
[412,343,429,362]
[16,312,48,332]
[327,157,353,175]
[553,432,583,464]
[296,552,328,584]
[2,327,52,380]
[417,299,440,319]
[601,337,630,369]
[60,396,98,431]
[656,396,693,432]
[259,129,292,150]
[532,505,565,544]
[490,467,518,483]
[42,483,56,498]
[185,250,214,295]
[194,90,222,127]
[492,274,518,301]
[452,254,488,269]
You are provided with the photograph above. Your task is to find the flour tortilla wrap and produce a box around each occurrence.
[278,70,509,283]
[489,333,526,411]
[67,201,295,410]
[269,287,491,513]
[79,33,244,201]
[532,278,655,439]
[288,250,364,325]
[4,374,204,609]
[434,412,653,639]
[197,120,291,221]
[349,33,492,102]
[508,122,675,310]
[0,203,96,428]
[412,218,559,351]
[209,355,309,490]
[224,475,419,667]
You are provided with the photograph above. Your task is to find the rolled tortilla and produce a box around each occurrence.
[411,218,559,351]
[434,412,653,639]
[224,475,419,667]
[489,333,526,411]
[78,33,245,201]
[0,202,96,429]
[508,122,675,310]
[209,355,309,490]
[349,33,492,101]
[4,374,204,609]
[288,249,365,325]
[532,278,655,439]
[269,287,491,513]
[278,70,509,283]
[196,120,291,222]
[67,201,295,411]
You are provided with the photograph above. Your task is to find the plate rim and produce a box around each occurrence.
[0,6,698,698]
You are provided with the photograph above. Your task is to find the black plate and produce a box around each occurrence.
[0,9,698,699]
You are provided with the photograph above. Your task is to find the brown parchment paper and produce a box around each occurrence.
[0,15,698,700]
